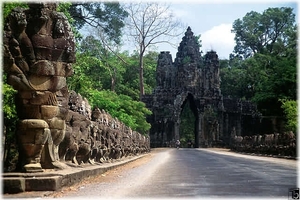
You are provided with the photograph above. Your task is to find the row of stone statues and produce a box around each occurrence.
[59,91,150,166]
[3,3,149,173]
[231,131,296,157]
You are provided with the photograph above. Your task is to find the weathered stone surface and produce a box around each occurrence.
[41,105,60,119]
[3,177,26,193]
[3,3,76,172]
[2,2,151,174]
[18,119,49,129]
[30,60,55,75]
[46,117,65,129]
[29,92,58,105]
[25,176,62,191]
[231,131,296,157]
[58,91,150,166]
[142,27,261,148]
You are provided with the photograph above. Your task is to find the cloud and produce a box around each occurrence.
[172,8,189,18]
[201,23,235,59]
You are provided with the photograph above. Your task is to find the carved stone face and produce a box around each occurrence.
[54,18,64,35]
[9,8,27,32]
[69,91,79,112]
[78,100,85,115]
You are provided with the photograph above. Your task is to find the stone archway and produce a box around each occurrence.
[141,27,261,148]
[177,93,200,148]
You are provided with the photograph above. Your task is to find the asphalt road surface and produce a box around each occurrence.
[54,148,297,199]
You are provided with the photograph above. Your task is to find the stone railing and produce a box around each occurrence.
[58,91,150,167]
[230,132,296,157]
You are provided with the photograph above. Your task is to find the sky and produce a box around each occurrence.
[132,0,298,60]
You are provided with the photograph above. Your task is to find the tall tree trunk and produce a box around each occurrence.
[111,77,115,91]
[139,46,145,99]
[111,68,116,91]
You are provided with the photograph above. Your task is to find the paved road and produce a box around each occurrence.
[59,148,297,199]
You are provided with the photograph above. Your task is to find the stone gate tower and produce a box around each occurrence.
[142,27,260,148]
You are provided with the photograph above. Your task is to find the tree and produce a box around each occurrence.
[86,89,152,134]
[220,64,249,99]
[232,7,296,59]
[180,101,196,147]
[280,99,297,134]
[78,35,126,92]
[124,2,184,98]
[67,52,103,95]
[226,7,297,117]
[68,2,128,44]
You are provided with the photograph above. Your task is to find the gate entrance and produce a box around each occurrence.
[179,93,199,148]
[142,27,260,148]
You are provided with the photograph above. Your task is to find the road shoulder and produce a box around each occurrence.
[198,148,297,168]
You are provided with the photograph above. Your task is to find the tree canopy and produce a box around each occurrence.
[221,7,297,119]
[68,2,128,44]
[232,7,296,58]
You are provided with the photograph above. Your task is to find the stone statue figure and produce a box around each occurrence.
[3,3,75,172]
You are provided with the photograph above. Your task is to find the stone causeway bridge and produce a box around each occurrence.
[2,3,296,194]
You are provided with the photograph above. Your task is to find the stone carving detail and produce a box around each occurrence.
[3,4,150,172]
[3,3,75,172]
[231,131,296,157]
[59,91,150,166]
[142,27,261,148]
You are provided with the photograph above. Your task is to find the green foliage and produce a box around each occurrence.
[251,53,297,115]
[2,74,17,135]
[195,34,203,58]
[114,50,157,100]
[72,36,157,101]
[280,99,297,134]
[68,2,128,44]
[180,101,195,147]
[68,36,157,133]
[67,52,103,96]
[222,6,297,118]
[78,35,127,92]
[3,83,17,120]
[183,56,191,64]
[220,58,253,99]
[86,89,152,134]
[195,34,202,50]
[232,7,296,58]
[2,74,18,169]
[2,2,28,19]
[142,51,158,94]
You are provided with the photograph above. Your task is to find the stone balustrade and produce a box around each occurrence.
[230,131,296,157]
[59,90,150,166]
